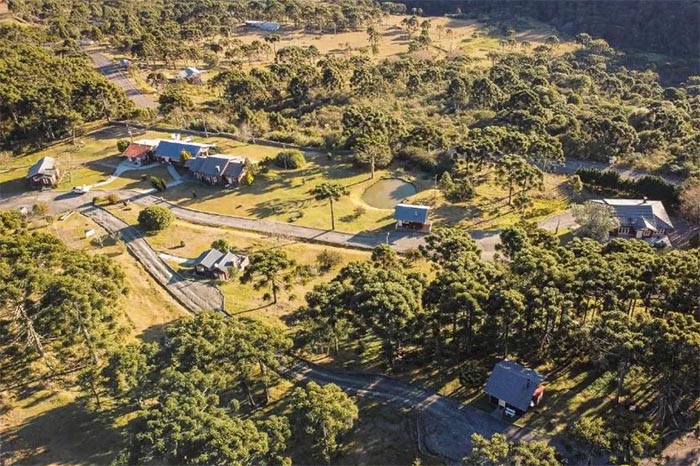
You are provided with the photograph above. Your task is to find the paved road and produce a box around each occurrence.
[79,205,224,313]
[86,51,157,109]
[556,159,683,185]
[283,359,586,465]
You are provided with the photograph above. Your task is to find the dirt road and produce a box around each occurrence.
[79,205,224,313]
[86,51,157,109]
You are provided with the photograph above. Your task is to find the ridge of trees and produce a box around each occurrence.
[292,225,700,464]
[0,23,134,151]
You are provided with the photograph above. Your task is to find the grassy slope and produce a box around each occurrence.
[1,213,189,466]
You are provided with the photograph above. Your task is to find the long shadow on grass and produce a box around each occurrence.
[2,400,123,465]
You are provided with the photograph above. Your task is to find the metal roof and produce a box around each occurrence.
[154,140,210,160]
[394,204,430,224]
[484,360,544,411]
[185,155,245,178]
[194,249,248,272]
[26,157,58,178]
[194,248,225,269]
[591,199,673,230]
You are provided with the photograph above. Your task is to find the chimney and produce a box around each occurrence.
[642,196,648,204]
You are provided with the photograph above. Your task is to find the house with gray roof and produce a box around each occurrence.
[193,248,249,280]
[394,204,432,232]
[178,67,203,84]
[591,198,674,240]
[26,156,61,189]
[185,154,247,186]
[485,360,544,414]
[153,140,212,164]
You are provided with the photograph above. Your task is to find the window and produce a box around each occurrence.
[618,227,630,235]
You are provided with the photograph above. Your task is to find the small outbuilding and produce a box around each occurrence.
[394,204,432,232]
[178,67,203,84]
[185,155,247,186]
[193,248,249,281]
[245,20,281,31]
[26,156,61,189]
[485,360,544,415]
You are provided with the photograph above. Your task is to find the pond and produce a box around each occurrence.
[362,178,417,209]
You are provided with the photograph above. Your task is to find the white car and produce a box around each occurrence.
[72,185,91,194]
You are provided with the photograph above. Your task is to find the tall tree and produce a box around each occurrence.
[292,382,358,464]
[240,249,296,304]
[310,182,349,231]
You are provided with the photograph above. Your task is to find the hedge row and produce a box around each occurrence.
[576,168,679,204]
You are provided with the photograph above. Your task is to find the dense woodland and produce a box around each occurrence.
[0,24,134,150]
[404,0,700,61]
[293,225,700,464]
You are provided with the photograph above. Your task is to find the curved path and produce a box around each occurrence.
[79,205,224,313]
[282,359,581,465]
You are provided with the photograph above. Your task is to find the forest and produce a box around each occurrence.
[404,0,700,61]
[0,24,134,150]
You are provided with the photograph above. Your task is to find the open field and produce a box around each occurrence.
[106,203,371,321]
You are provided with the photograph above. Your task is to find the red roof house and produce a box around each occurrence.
[121,142,157,164]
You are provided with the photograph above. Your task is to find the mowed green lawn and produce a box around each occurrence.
[166,153,434,233]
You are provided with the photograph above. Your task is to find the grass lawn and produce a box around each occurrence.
[39,212,189,339]
[165,154,433,233]
[410,171,571,230]
[106,204,371,322]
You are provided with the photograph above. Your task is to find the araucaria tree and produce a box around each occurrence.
[292,381,358,464]
[310,182,349,230]
[240,249,296,304]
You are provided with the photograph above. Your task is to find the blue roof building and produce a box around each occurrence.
[394,204,431,232]
[153,140,211,163]
[485,360,544,413]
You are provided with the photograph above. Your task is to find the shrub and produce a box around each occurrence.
[459,360,488,390]
[117,139,130,153]
[32,202,48,216]
[138,206,174,232]
[316,250,343,272]
[274,150,305,169]
[106,193,120,204]
[92,196,106,206]
[397,146,436,172]
[150,176,167,192]
[211,239,233,252]
[352,205,367,218]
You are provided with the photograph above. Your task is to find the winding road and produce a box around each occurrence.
[86,50,157,109]
[283,359,582,465]
[79,205,224,313]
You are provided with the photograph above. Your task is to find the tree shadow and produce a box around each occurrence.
[2,401,123,465]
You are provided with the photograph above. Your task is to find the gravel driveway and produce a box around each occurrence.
[79,206,224,313]
[282,359,581,465]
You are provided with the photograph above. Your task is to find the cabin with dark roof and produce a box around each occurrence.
[394,204,432,232]
[185,155,247,186]
[26,157,61,189]
[153,140,211,164]
[591,199,674,240]
[485,360,544,415]
[193,248,249,281]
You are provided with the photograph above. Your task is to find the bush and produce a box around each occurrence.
[459,360,488,390]
[274,150,305,169]
[150,176,167,192]
[106,193,120,204]
[397,146,436,172]
[138,206,174,232]
[211,239,233,252]
[32,202,48,216]
[316,250,343,273]
[117,139,130,153]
